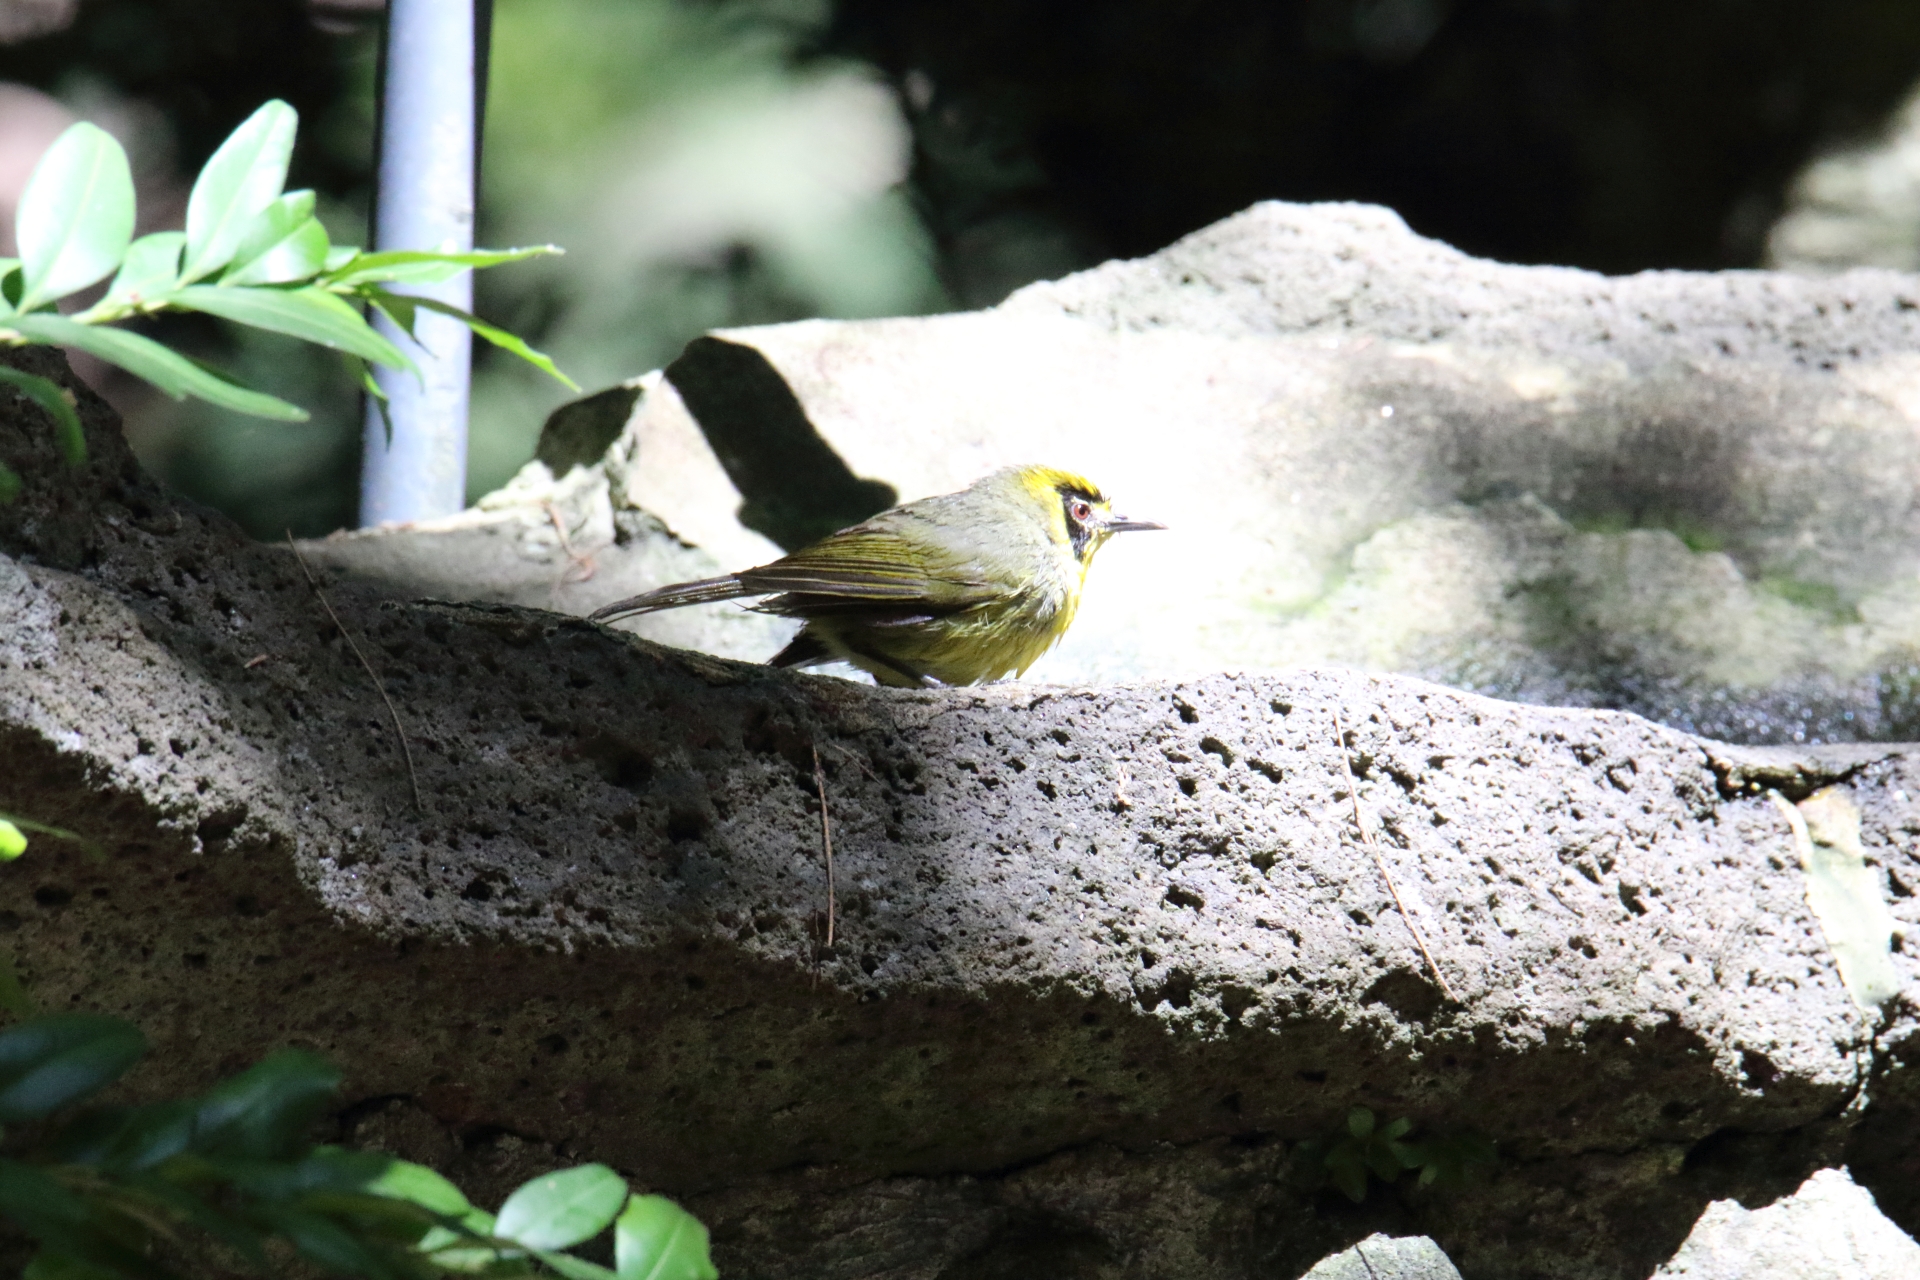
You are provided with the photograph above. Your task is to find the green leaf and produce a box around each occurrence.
[1346,1107,1374,1140]
[392,292,579,391]
[614,1196,717,1280]
[95,232,184,313]
[1407,1131,1497,1190]
[55,1099,194,1170]
[228,188,312,252]
[221,190,329,287]
[0,366,83,466]
[189,1048,339,1159]
[15,122,135,312]
[538,1251,618,1280]
[369,1158,473,1217]
[323,244,561,288]
[117,1169,270,1267]
[417,1206,503,1272]
[203,1144,389,1200]
[0,1162,156,1278]
[419,1243,513,1273]
[1364,1140,1403,1185]
[0,813,101,859]
[0,819,24,860]
[363,287,417,339]
[181,99,298,284]
[317,1205,446,1256]
[323,244,358,272]
[237,217,328,289]
[0,257,20,316]
[0,1014,145,1121]
[0,1162,94,1248]
[418,1220,499,1243]
[291,1146,393,1186]
[7,313,308,421]
[1325,1147,1369,1203]
[494,1165,627,1251]
[167,285,412,371]
[256,1204,399,1278]
[343,353,395,445]
[0,460,18,504]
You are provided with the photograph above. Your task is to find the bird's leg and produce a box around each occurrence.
[850,644,937,689]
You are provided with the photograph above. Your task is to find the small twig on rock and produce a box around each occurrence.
[812,744,836,950]
[824,741,878,782]
[1333,710,1458,1004]
[287,534,423,814]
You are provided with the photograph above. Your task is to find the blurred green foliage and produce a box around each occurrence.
[0,1011,717,1279]
[469,0,944,498]
[0,821,717,1278]
[104,0,945,537]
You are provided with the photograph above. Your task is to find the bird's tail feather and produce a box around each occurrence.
[589,574,752,623]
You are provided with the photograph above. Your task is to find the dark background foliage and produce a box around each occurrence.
[832,0,1920,285]
[0,0,361,195]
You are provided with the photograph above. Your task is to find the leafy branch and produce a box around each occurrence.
[0,99,576,501]
[0,1013,717,1280]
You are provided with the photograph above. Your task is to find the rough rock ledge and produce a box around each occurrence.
[4,348,1920,1275]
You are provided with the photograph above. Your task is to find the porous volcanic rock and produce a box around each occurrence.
[4,345,1920,1279]
[468,200,1920,747]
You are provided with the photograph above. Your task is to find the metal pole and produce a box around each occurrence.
[360,0,476,526]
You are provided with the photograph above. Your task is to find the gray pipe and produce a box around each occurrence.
[360,0,476,526]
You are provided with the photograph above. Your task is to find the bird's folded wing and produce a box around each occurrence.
[739,530,996,607]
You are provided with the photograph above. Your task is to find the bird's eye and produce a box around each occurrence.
[1068,499,1093,524]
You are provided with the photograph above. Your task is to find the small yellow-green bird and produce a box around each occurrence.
[589,465,1164,687]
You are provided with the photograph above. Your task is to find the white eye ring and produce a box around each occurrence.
[1069,499,1093,523]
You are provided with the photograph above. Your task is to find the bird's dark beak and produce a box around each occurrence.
[1104,514,1167,533]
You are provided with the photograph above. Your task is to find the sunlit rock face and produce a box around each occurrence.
[533,200,1920,743]
[1651,1168,1920,1279]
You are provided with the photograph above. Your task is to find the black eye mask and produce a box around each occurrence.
[1059,486,1102,561]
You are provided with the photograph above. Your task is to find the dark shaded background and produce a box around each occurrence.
[0,1,364,195]
[5,0,1920,535]
[833,0,1920,288]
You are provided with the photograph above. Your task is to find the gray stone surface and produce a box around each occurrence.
[1653,1168,1920,1279]
[532,200,1920,743]
[4,342,1920,1279]
[295,372,792,664]
[1298,1233,1462,1280]
[1769,82,1920,274]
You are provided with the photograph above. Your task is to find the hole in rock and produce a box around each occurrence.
[1361,970,1444,1022]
